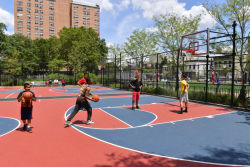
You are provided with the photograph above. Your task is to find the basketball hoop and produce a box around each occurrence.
[182,49,195,57]
[98,65,104,70]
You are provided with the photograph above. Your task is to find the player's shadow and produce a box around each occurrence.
[169,110,181,114]
[235,111,250,126]
[73,120,86,125]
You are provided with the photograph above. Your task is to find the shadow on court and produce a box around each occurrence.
[94,153,222,167]
[184,146,250,165]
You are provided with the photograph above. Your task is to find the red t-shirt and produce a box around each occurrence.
[78,78,87,85]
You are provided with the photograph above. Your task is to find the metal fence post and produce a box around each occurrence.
[231,21,237,106]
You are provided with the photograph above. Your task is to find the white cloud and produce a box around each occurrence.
[116,13,141,38]
[100,0,114,11]
[116,0,131,10]
[145,27,158,33]
[131,0,216,28]
[0,8,14,30]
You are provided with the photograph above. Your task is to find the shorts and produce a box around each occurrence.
[62,83,66,87]
[21,107,33,120]
[180,92,188,103]
[132,91,140,101]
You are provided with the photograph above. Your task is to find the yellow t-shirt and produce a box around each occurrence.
[180,80,188,94]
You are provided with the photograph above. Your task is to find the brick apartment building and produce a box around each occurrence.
[14,0,100,39]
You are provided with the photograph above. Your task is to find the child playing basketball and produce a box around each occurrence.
[17,83,36,133]
[179,73,189,114]
[129,74,143,110]
[65,77,95,126]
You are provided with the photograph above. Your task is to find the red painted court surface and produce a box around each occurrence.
[0,86,249,167]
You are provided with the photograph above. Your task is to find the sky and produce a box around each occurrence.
[0,0,221,46]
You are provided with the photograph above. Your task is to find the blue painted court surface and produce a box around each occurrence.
[65,95,250,166]
[52,87,128,94]
[0,117,20,136]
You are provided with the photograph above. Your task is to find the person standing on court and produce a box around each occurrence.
[179,73,189,114]
[129,74,143,110]
[61,78,66,88]
[65,74,95,126]
[17,83,36,133]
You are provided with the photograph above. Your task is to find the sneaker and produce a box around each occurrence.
[86,120,94,125]
[184,108,188,113]
[179,108,183,114]
[132,107,135,110]
[136,106,140,109]
[27,127,32,133]
[22,124,27,131]
[64,121,72,127]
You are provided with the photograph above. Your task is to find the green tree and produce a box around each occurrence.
[203,0,250,105]
[124,29,158,65]
[58,27,107,82]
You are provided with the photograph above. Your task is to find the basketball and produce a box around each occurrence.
[92,94,100,102]
[23,91,33,100]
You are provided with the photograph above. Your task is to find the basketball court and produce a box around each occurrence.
[0,85,249,167]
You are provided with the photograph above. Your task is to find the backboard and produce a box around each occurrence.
[181,29,209,57]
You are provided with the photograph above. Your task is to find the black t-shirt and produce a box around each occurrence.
[17,91,36,108]
[130,80,143,92]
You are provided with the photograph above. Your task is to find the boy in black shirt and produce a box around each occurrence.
[129,75,143,110]
[17,83,36,133]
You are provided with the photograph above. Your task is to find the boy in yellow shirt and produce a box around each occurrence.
[179,73,189,114]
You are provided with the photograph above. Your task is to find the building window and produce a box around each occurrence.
[83,21,86,25]
[35,26,39,30]
[40,10,43,14]
[27,31,31,35]
[49,33,54,37]
[83,16,86,19]
[35,9,38,13]
[27,8,31,13]
[40,0,43,2]
[87,7,90,10]
[17,13,23,17]
[49,22,54,26]
[95,13,99,16]
[83,11,86,15]
[40,4,43,8]
[87,12,90,15]
[40,27,43,31]
[74,4,78,8]
[87,17,90,20]
[40,15,43,19]
[74,25,78,28]
[95,23,99,26]
[35,20,39,24]
[74,15,78,18]
[27,25,31,29]
[95,18,99,21]
[17,19,23,23]
[35,4,39,7]
[74,20,78,23]
[35,0,38,2]
[50,1,54,4]
[50,28,54,31]
[35,32,39,35]
[40,32,43,36]
[189,65,191,69]
[17,7,23,11]
[193,65,195,69]
[27,14,31,18]
[87,22,90,25]
[27,20,31,24]
[74,9,78,13]
[49,6,54,10]
[17,1,23,5]
[35,15,39,18]
[17,30,23,34]
[40,21,43,25]
[27,3,31,7]
[50,11,54,15]
[49,17,54,20]
[17,25,23,28]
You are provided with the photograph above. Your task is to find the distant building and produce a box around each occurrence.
[14,0,100,39]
